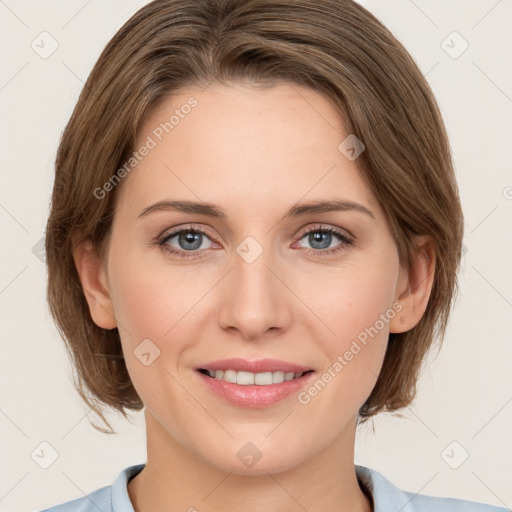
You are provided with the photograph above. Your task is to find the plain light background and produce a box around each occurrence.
[1,1,511,511]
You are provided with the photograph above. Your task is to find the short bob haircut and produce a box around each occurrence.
[46,0,464,433]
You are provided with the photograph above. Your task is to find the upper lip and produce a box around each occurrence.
[197,358,313,373]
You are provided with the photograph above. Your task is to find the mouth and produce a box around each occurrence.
[195,358,316,408]
[197,368,314,385]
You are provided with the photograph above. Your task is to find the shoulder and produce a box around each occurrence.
[37,463,145,512]
[356,465,509,512]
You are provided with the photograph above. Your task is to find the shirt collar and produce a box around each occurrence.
[112,463,144,511]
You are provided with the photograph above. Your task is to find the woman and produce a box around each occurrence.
[41,0,507,510]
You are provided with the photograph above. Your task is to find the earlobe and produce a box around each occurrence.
[389,236,436,334]
[72,238,117,330]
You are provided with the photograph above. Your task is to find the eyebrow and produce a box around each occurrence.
[137,199,375,221]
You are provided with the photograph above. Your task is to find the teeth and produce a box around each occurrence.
[223,369,236,383]
[237,371,255,385]
[204,369,305,385]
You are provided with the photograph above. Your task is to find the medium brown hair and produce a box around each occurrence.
[45,0,464,433]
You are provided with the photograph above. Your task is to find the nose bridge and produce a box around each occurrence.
[217,233,290,339]
[236,238,276,296]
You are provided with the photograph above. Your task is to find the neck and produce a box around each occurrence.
[128,412,372,512]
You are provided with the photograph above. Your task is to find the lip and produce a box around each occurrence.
[195,358,316,408]
[196,358,312,373]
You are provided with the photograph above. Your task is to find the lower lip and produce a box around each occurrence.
[196,370,316,408]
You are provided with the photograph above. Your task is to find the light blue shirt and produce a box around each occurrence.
[38,463,509,511]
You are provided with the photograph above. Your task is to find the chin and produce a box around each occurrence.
[219,456,301,476]
[201,439,310,477]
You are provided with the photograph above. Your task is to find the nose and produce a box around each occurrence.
[216,241,292,341]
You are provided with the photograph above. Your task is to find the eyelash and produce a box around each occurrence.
[156,224,354,259]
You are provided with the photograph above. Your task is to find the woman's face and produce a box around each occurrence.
[102,82,409,474]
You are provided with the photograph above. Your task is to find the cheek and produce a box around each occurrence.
[107,257,193,414]
[106,246,211,389]
[307,259,399,399]
[309,256,398,345]
[111,274,169,341]
[108,245,198,342]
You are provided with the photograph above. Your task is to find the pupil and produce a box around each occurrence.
[310,232,330,249]
[180,231,202,250]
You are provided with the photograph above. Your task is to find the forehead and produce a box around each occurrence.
[118,82,381,220]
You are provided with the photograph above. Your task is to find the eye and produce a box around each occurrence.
[158,225,217,259]
[294,225,354,256]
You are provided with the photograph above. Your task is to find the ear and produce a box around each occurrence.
[72,238,117,330]
[389,235,436,334]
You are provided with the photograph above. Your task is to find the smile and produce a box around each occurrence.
[195,358,316,408]
[198,368,312,385]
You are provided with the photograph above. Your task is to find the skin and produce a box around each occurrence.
[74,81,435,512]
